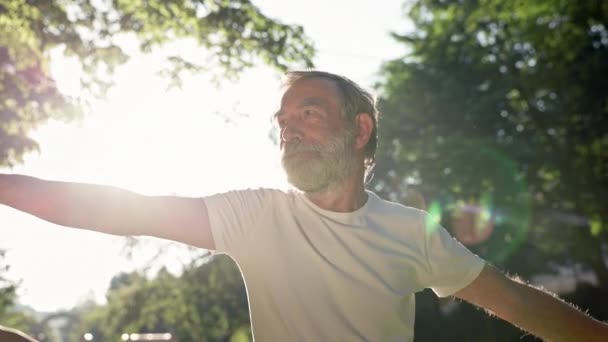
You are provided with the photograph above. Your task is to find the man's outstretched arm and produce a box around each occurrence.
[454,264,608,342]
[0,174,215,249]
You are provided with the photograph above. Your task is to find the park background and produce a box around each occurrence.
[0,0,606,341]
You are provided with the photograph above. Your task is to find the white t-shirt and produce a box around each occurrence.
[205,188,485,341]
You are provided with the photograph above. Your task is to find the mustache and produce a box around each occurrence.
[282,129,355,158]
[283,141,327,154]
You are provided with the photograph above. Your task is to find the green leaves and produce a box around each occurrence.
[0,0,315,167]
[73,255,250,341]
[374,0,607,280]
[0,250,35,332]
[0,251,17,318]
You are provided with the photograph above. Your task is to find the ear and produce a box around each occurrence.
[354,112,374,151]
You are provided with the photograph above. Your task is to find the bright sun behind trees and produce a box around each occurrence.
[1,0,315,338]
[0,0,314,167]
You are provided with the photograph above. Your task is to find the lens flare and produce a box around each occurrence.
[425,200,442,236]
[424,138,532,264]
[460,141,531,264]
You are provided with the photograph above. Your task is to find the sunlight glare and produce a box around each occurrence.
[4,46,288,312]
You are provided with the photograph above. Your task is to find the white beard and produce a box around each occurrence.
[281,128,358,193]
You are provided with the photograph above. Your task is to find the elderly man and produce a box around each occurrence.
[1,71,607,341]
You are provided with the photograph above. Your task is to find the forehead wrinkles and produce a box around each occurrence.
[280,78,343,112]
[273,96,328,123]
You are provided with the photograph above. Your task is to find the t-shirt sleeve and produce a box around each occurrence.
[419,212,486,297]
[203,189,272,255]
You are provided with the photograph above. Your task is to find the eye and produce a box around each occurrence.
[303,109,316,117]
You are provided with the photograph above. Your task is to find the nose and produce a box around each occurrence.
[280,122,303,145]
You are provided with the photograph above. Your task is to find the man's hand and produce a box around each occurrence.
[454,264,608,342]
[0,174,215,249]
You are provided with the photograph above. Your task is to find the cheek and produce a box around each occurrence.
[307,121,334,138]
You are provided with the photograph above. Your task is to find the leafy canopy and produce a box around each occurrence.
[373,0,608,281]
[72,255,250,341]
[0,0,315,167]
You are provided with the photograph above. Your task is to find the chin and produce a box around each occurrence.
[283,170,319,192]
[286,171,335,193]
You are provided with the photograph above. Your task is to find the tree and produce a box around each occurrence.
[72,255,250,341]
[0,0,315,167]
[373,1,608,339]
[375,0,607,282]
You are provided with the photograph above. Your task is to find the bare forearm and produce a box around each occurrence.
[501,281,608,342]
[0,174,214,247]
[0,174,147,235]
[455,265,608,342]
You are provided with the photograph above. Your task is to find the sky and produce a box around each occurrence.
[0,0,411,312]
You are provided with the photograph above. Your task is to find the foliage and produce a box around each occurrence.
[373,4,608,339]
[374,0,608,284]
[0,250,37,333]
[0,0,315,167]
[72,255,251,341]
[0,250,17,319]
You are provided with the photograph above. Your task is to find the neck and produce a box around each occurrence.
[303,168,368,213]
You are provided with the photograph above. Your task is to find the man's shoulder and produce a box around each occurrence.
[205,187,292,205]
[367,191,426,219]
[363,191,430,245]
[240,187,291,198]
